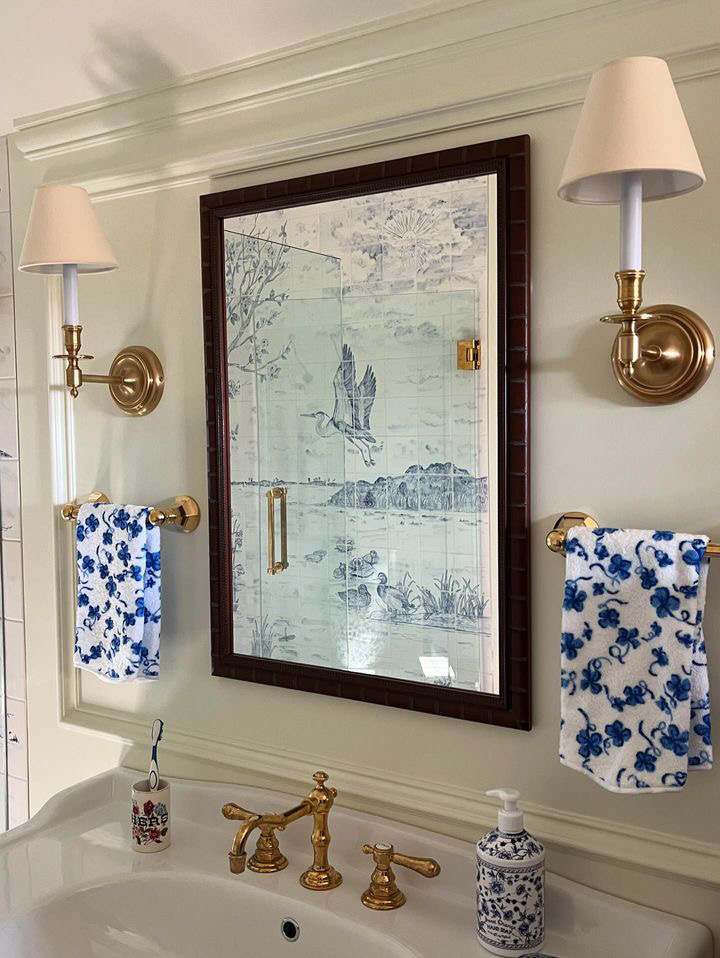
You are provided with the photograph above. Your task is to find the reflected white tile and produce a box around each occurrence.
[8,775,28,829]
[286,296,341,326]
[386,436,419,475]
[0,458,20,539]
[285,214,320,250]
[350,201,382,243]
[418,397,449,436]
[293,326,343,367]
[319,209,350,248]
[3,621,26,701]
[0,212,12,298]
[383,358,418,398]
[415,317,446,353]
[0,295,15,377]
[420,436,451,463]
[0,139,8,214]
[386,397,419,436]
[350,244,382,285]
[417,355,449,396]
[6,697,27,780]
[1,539,23,620]
[381,241,418,283]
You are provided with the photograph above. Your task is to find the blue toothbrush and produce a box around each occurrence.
[148,719,164,791]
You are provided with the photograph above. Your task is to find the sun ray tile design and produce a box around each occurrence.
[224,175,496,693]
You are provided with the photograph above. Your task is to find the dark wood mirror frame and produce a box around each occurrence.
[200,134,531,730]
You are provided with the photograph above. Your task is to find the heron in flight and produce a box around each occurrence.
[302,345,381,466]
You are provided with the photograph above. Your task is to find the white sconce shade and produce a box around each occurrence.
[558,56,705,204]
[556,55,713,406]
[18,184,117,274]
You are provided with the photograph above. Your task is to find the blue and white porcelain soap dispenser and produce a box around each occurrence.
[476,788,545,955]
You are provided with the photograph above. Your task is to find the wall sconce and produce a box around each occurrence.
[18,185,164,416]
[559,56,713,403]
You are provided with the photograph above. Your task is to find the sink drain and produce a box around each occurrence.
[281,918,300,943]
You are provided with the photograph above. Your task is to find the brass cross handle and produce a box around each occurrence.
[361,842,441,910]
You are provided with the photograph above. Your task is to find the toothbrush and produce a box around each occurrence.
[148,719,164,791]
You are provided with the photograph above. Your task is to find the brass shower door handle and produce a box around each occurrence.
[266,487,288,575]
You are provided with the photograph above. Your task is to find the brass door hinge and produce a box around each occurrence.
[457,339,481,370]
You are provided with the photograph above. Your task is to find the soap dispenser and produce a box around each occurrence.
[476,788,545,955]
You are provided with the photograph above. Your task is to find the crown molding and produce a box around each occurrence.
[12,0,677,162]
[62,703,720,888]
[60,41,720,202]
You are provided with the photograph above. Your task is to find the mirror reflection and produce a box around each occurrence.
[223,173,498,693]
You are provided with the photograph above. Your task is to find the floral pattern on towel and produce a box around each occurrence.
[560,527,712,792]
[73,503,161,681]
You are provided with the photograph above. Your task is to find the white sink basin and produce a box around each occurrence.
[0,873,413,957]
[0,769,711,958]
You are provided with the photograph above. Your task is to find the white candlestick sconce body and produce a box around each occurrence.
[619,172,643,272]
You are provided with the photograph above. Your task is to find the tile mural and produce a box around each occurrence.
[224,175,497,694]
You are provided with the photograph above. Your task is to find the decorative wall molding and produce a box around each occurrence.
[14,0,668,162]
[62,703,720,888]
[60,41,720,203]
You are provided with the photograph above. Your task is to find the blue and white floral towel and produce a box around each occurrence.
[560,526,712,792]
[73,503,161,682]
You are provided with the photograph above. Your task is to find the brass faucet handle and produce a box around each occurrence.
[391,850,441,879]
[361,843,441,910]
[222,803,261,823]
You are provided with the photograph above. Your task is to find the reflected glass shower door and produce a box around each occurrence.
[254,241,348,670]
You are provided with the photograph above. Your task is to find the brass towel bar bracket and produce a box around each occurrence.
[61,491,201,533]
[546,511,720,559]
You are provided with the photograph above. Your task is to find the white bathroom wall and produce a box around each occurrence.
[7,0,720,946]
[0,137,29,829]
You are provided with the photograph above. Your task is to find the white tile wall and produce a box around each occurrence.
[0,135,28,830]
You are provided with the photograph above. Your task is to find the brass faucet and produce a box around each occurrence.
[222,771,342,890]
[361,842,440,910]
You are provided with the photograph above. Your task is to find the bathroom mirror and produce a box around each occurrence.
[200,135,530,728]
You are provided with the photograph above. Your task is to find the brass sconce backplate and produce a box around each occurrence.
[601,271,715,404]
[609,304,714,404]
[56,326,165,416]
[107,346,165,416]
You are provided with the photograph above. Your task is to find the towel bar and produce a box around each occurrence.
[546,512,720,558]
[61,491,201,533]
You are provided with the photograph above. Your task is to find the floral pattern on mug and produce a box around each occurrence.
[132,796,169,847]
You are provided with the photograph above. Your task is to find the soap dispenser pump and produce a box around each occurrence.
[476,788,545,955]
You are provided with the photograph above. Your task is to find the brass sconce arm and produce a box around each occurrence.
[361,842,441,910]
[54,324,165,416]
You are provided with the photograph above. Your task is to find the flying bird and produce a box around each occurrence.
[302,345,381,466]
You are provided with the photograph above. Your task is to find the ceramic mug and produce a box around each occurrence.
[131,778,171,853]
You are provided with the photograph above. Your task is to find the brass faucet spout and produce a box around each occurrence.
[221,772,342,888]
[229,820,260,872]
[222,800,312,874]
